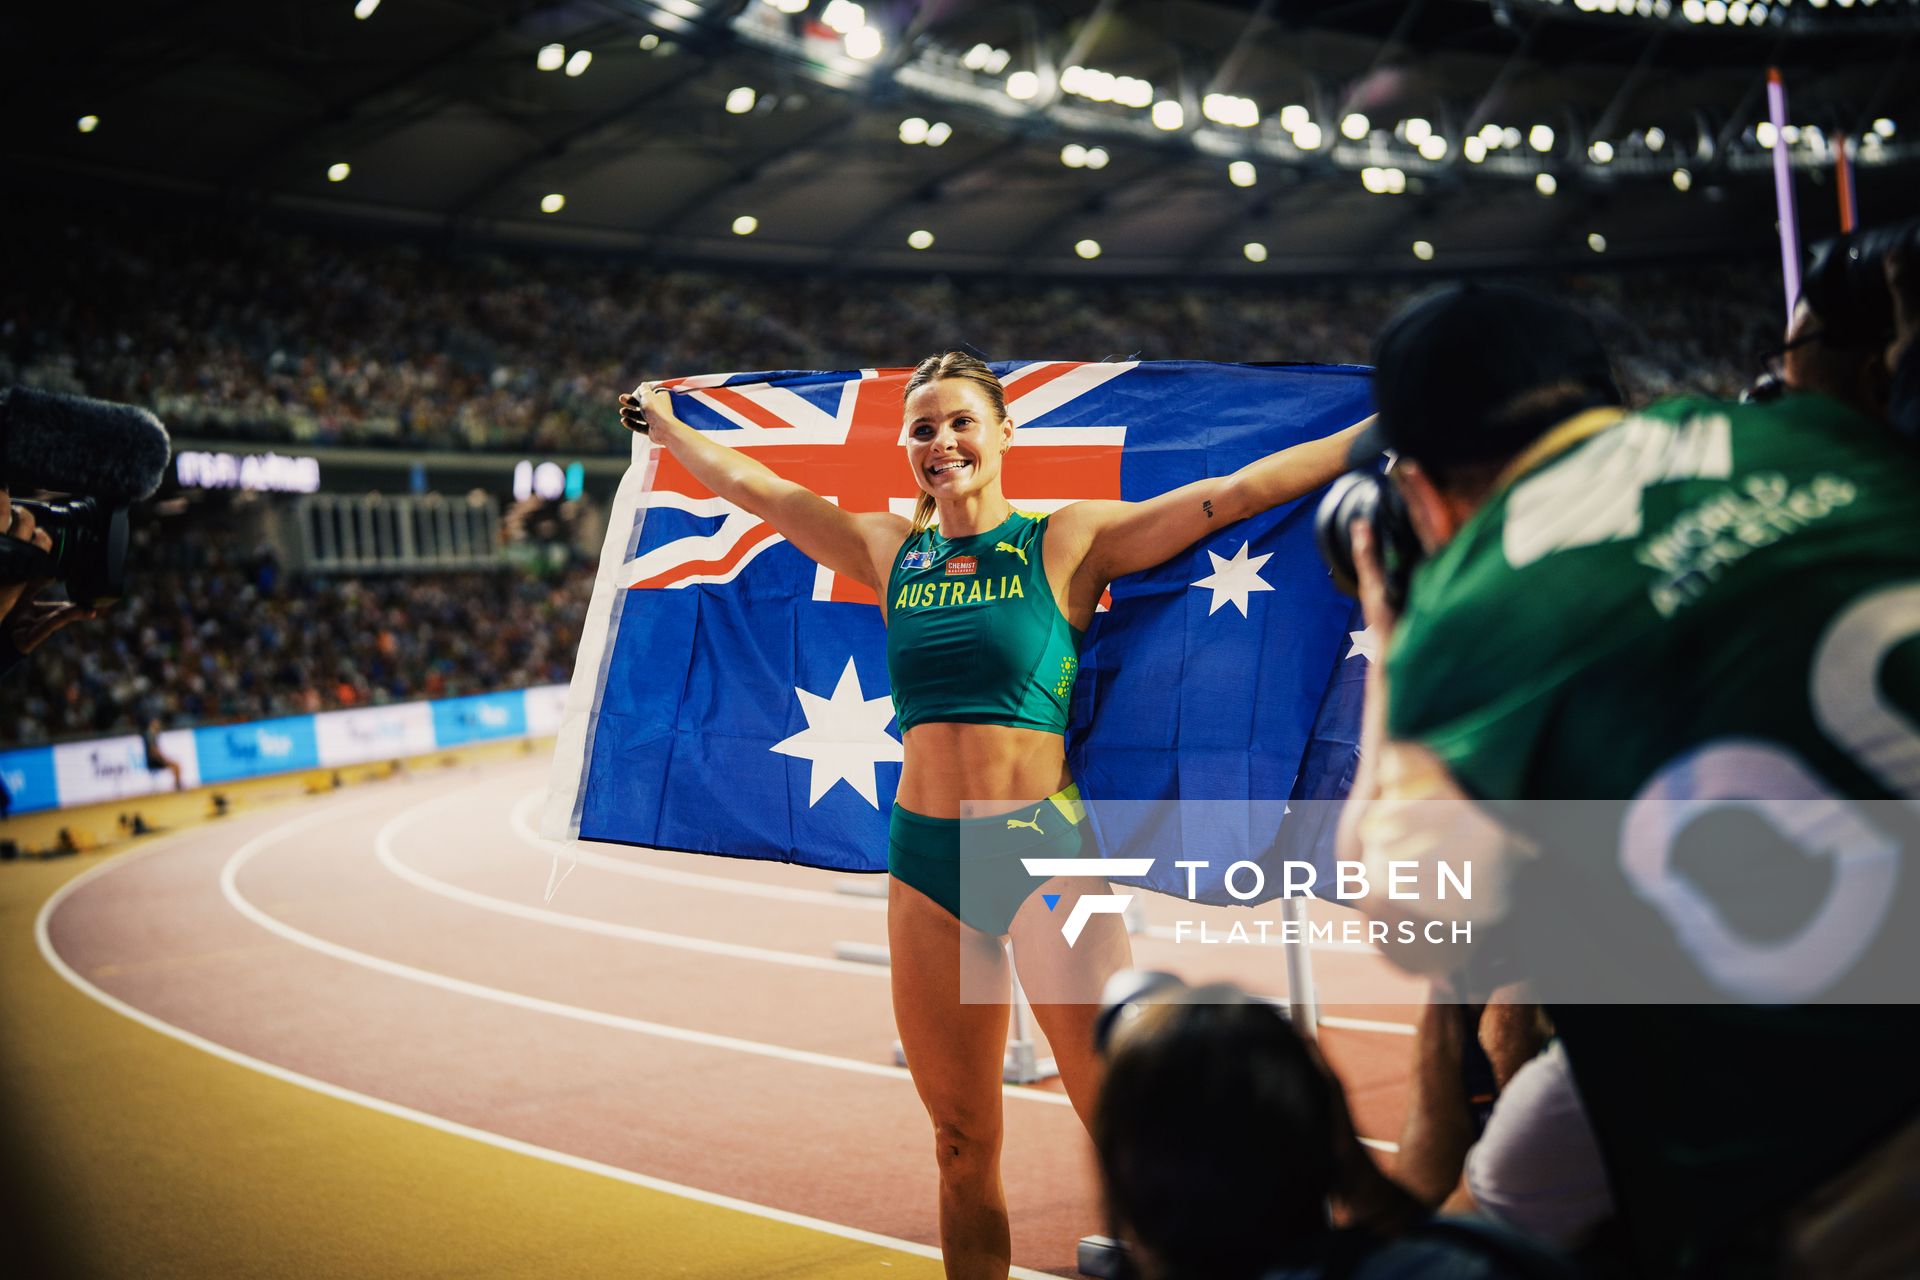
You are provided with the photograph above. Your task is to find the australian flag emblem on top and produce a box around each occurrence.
[543,360,1374,906]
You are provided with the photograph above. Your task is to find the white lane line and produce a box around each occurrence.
[33,801,1056,1279]
[1319,1015,1418,1037]
[221,800,1074,1107]
[380,793,887,978]
[510,789,887,912]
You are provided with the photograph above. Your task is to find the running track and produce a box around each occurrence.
[37,756,1421,1277]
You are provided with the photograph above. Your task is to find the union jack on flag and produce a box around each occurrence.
[544,359,1373,900]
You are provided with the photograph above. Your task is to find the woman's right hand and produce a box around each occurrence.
[618,382,679,444]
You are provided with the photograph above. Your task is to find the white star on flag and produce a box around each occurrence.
[1190,541,1275,618]
[1346,627,1380,663]
[770,656,904,808]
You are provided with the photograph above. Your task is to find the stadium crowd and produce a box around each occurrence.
[2,209,1774,457]
[0,521,591,747]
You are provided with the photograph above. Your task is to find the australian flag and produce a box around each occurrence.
[544,361,1373,905]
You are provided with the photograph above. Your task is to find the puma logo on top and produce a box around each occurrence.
[995,541,1028,565]
[1005,807,1046,834]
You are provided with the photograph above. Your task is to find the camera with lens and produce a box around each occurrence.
[1313,467,1422,613]
[0,386,171,609]
[9,497,130,605]
[1801,214,1920,351]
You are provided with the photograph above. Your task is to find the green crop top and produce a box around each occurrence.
[884,510,1084,735]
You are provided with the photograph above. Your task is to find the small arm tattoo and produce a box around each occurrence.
[1203,499,1215,519]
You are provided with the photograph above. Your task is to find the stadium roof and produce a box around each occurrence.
[6,0,1918,276]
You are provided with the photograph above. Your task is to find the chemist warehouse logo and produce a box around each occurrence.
[1022,856,1480,948]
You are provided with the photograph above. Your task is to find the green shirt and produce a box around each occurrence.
[1386,394,1920,1274]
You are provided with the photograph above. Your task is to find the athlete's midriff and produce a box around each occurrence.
[896,722,1073,819]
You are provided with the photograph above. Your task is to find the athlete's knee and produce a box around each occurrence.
[931,1117,1001,1187]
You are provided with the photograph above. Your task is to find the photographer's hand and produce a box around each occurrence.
[3,581,100,654]
[0,488,56,623]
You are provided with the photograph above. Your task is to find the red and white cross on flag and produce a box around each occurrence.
[621,362,1133,606]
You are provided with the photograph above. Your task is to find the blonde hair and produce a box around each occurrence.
[904,352,1010,534]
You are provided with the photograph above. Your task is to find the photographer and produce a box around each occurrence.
[1329,273,1920,1277]
[0,487,98,679]
[1091,974,1571,1280]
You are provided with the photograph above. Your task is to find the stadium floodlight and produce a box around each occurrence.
[821,0,864,34]
[984,48,1010,74]
[1202,93,1259,128]
[901,117,931,144]
[728,87,759,115]
[565,49,593,76]
[1385,168,1406,193]
[1075,239,1102,260]
[354,0,381,18]
[1280,104,1309,132]
[924,121,951,147]
[1673,167,1693,191]
[640,34,661,50]
[76,115,100,133]
[1757,121,1777,149]
[1464,136,1487,163]
[1116,77,1154,109]
[1006,71,1039,101]
[1874,118,1896,137]
[1645,126,1666,152]
[328,162,351,182]
[845,26,883,59]
[1413,240,1435,261]
[1479,123,1503,146]
[1361,167,1386,194]
[733,214,759,236]
[908,229,934,250]
[1244,242,1268,263]
[1529,123,1555,152]
[770,0,811,11]
[1589,139,1614,163]
[1229,160,1257,187]
[1536,172,1558,195]
[1706,0,1726,20]
[1588,232,1608,252]
[1294,121,1323,150]
[1152,100,1184,131]
[1084,146,1109,169]
[1341,113,1370,140]
[1418,134,1447,161]
[1683,0,1705,17]
[963,43,992,71]
[536,43,566,71]
[1404,117,1432,147]
[1062,144,1088,168]
[1503,126,1523,150]
[541,193,566,213]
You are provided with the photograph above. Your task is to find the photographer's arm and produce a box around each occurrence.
[620,387,907,594]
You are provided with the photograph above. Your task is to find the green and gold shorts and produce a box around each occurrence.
[887,784,1088,936]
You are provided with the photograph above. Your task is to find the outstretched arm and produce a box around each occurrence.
[1058,415,1371,586]
[621,386,907,595]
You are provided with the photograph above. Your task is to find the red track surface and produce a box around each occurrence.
[44,758,1418,1277]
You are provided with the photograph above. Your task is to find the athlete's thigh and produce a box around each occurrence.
[1007,880,1134,1127]
[889,875,1013,1124]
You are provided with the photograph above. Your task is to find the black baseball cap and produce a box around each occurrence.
[1351,284,1623,468]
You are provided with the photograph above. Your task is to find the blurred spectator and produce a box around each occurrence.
[0,518,591,747]
[1,204,1772,457]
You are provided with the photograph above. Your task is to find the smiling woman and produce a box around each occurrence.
[617,356,1366,1277]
